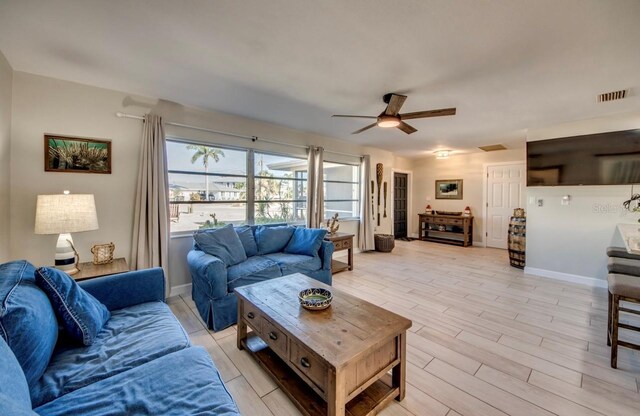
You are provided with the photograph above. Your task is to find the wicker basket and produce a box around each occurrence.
[91,242,115,265]
[374,234,395,253]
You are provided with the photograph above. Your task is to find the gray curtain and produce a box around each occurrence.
[359,155,375,250]
[306,146,324,228]
[131,114,170,280]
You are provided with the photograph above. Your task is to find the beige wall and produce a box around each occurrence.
[10,73,145,269]
[9,72,399,292]
[525,112,640,283]
[0,51,12,261]
[409,149,526,243]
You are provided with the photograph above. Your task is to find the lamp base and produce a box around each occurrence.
[55,233,79,275]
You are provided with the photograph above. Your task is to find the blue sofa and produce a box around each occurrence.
[0,260,240,416]
[188,224,333,331]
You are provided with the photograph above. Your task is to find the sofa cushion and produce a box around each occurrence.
[227,256,282,292]
[0,260,58,389]
[285,227,327,257]
[607,256,640,277]
[195,224,248,266]
[34,347,240,416]
[235,225,258,257]
[30,301,190,407]
[35,267,110,346]
[263,253,322,275]
[0,336,33,413]
[255,225,295,255]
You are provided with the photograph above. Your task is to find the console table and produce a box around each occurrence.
[418,214,473,247]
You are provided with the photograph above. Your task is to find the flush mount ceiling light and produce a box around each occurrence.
[434,150,451,159]
[377,115,400,128]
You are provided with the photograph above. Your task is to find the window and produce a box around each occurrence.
[167,139,362,232]
[254,152,307,225]
[324,162,360,220]
[167,140,308,232]
[167,141,247,233]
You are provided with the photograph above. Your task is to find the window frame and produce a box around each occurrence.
[323,160,361,221]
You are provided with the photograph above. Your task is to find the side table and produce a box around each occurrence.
[324,232,354,274]
[72,258,129,281]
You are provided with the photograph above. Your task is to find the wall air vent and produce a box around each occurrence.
[598,89,628,102]
[478,144,506,152]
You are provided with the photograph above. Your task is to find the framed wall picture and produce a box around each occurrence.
[435,179,463,199]
[45,134,112,174]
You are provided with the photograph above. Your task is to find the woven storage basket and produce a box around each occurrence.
[374,234,395,252]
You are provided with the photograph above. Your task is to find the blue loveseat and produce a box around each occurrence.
[188,224,333,331]
[0,260,240,416]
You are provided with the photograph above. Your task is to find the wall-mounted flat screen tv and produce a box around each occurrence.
[527,129,640,186]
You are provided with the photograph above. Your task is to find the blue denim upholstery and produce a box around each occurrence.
[0,260,58,389]
[0,336,34,413]
[35,347,239,416]
[227,256,282,286]
[0,263,240,415]
[30,301,190,407]
[255,225,296,254]
[235,225,258,257]
[35,267,111,346]
[263,253,322,274]
[285,227,327,256]
[189,225,333,331]
[194,224,247,266]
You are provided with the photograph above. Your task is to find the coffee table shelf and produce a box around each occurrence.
[243,335,399,416]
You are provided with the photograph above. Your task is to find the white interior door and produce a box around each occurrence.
[486,163,525,249]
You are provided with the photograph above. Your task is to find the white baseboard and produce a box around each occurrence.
[524,266,607,289]
[169,283,192,298]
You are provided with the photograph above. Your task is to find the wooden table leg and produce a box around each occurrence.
[348,245,353,271]
[392,332,406,401]
[237,299,247,350]
[327,368,346,416]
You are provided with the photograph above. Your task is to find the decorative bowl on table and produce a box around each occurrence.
[298,288,333,311]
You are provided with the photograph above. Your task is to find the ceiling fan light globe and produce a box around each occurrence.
[377,116,400,128]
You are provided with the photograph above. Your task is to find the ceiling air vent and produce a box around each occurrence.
[478,144,506,152]
[598,89,628,102]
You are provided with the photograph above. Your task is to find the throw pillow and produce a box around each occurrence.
[0,260,58,389]
[35,267,110,346]
[235,225,258,257]
[285,227,327,257]
[194,224,248,266]
[255,225,295,255]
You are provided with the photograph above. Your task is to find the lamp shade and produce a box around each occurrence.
[35,194,99,235]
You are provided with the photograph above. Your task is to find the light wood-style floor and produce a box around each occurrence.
[168,240,640,416]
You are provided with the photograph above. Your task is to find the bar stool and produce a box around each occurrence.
[606,247,640,368]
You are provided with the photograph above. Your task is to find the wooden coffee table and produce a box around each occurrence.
[235,273,412,416]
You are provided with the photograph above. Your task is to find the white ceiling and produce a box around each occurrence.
[1,0,639,157]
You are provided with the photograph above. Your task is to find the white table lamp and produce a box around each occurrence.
[35,191,99,274]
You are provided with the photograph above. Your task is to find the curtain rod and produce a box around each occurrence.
[116,112,362,159]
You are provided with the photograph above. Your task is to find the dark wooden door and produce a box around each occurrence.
[394,173,408,239]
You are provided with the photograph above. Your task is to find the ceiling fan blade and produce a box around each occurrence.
[400,107,456,120]
[384,94,407,116]
[332,115,377,119]
[397,121,417,134]
[352,123,378,134]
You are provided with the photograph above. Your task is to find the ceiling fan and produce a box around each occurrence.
[332,93,456,134]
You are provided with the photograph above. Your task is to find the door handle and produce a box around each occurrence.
[247,312,254,319]
[300,357,311,368]
[269,332,278,340]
